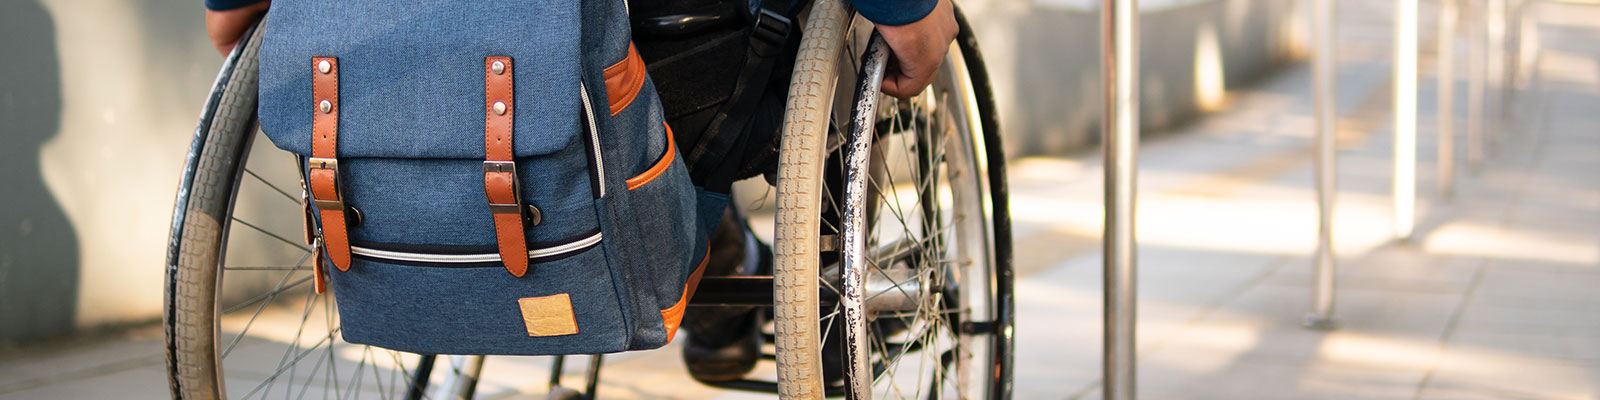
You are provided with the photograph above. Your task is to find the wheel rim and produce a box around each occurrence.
[166,22,438,399]
[827,31,998,399]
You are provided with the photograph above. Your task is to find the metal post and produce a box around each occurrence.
[1513,0,1538,100]
[1486,0,1506,147]
[1518,1,1538,91]
[1501,0,1524,123]
[584,355,604,398]
[1466,0,1486,170]
[1100,0,1139,395]
[1438,0,1458,198]
[430,355,486,400]
[1394,0,1419,241]
[1307,0,1339,330]
[1497,0,1517,127]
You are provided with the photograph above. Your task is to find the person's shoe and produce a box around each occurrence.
[683,308,762,382]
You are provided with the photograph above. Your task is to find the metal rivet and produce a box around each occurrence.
[319,100,332,113]
[317,60,331,74]
[493,102,507,115]
[524,204,542,226]
[491,60,505,75]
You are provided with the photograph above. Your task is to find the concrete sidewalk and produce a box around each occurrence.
[3,0,1598,398]
[1000,0,1600,398]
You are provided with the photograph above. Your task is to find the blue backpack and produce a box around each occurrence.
[257,0,726,355]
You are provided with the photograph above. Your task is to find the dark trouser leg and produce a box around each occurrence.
[682,206,767,381]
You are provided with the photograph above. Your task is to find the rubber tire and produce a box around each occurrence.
[163,22,264,400]
[772,0,853,398]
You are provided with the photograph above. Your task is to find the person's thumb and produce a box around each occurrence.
[881,73,909,99]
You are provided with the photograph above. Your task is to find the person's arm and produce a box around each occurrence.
[854,0,958,99]
[204,0,271,56]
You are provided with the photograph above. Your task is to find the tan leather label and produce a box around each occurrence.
[518,294,578,337]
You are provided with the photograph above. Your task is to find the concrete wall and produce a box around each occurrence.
[1,0,226,341]
[0,0,1301,341]
[964,0,1303,157]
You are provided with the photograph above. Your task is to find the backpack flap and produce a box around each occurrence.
[254,1,643,356]
[258,1,583,159]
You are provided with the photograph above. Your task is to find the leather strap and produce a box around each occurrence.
[309,57,352,271]
[483,56,529,277]
[686,8,791,192]
[603,43,647,116]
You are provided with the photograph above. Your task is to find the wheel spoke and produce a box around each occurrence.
[819,306,842,346]
[863,168,923,256]
[383,351,426,400]
[221,252,313,358]
[244,167,301,205]
[325,286,344,400]
[225,266,313,271]
[238,326,341,399]
[273,284,327,398]
[231,216,314,253]
[290,341,332,400]
[342,345,371,400]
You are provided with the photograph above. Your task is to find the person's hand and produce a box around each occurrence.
[873,0,958,99]
[205,1,271,56]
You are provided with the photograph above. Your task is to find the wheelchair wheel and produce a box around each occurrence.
[772,2,1014,398]
[163,22,444,400]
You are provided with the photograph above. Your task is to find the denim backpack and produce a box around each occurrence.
[256,0,726,355]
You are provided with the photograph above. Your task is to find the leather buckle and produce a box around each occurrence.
[307,157,345,211]
[483,161,523,214]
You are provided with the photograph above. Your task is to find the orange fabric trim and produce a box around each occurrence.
[625,123,676,191]
[603,43,646,116]
[661,245,711,343]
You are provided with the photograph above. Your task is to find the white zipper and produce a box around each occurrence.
[350,232,602,264]
[579,81,606,198]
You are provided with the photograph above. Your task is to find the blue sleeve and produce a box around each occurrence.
[851,0,938,26]
[204,0,266,11]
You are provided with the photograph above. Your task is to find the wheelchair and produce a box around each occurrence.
[163,0,1013,398]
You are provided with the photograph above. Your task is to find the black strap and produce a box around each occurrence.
[685,7,791,191]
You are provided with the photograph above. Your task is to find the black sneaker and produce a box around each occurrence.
[683,307,763,382]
